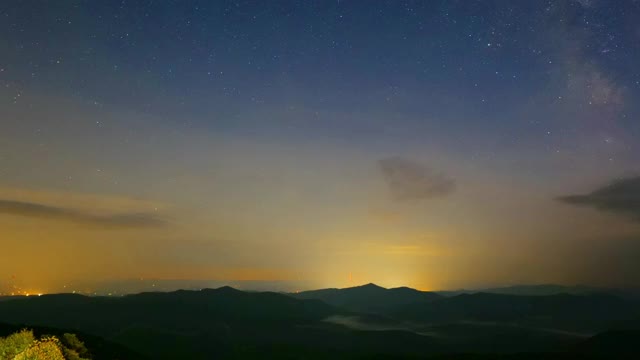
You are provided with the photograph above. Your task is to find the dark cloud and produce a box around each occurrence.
[0,199,166,228]
[378,157,456,201]
[557,176,640,221]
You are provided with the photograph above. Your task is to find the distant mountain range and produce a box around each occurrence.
[0,283,638,359]
[435,284,640,298]
[436,284,595,296]
[291,282,442,313]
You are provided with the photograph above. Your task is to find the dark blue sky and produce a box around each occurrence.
[5,1,639,135]
[2,0,640,292]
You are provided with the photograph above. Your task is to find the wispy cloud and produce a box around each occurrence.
[0,199,166,228]
[378,157,455,201]
[557,176,640,221]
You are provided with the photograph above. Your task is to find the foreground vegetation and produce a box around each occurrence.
[0,330,89,360]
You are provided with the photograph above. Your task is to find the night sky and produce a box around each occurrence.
[2,0,640,295]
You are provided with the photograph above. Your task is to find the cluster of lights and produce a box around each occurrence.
[0,291,43,297]
[2,279,168,298]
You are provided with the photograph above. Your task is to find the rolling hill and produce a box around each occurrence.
[0,285,638,359]
[392,292,638,333]
[0,286,445,359]
[292,283,442,313]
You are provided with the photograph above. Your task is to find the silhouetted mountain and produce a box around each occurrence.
[393,292,639,333]
[430,330,640,359]
[0,286,638,359]
[436,284,611,298]
[485,284,604,296]
[436,285,640,303]
[292,283,442,313]
[0,287,448,359]
[574,330,640,357]
[0,288,336,328]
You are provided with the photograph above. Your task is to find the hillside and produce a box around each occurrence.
[393,292,638,333]
[292,283,442,313]
[0,287,443,359]
[0,286,638,359]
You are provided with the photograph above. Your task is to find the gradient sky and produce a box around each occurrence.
[2,0,640,294]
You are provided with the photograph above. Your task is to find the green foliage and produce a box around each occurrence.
[0,330,90,360]
[60,334,89,360]
[59,346,81,360]
[13,337,65,360]
[0,329,36,359]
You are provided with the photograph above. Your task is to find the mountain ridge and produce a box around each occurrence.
[0,285,638,359]
[291,282,442,314]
